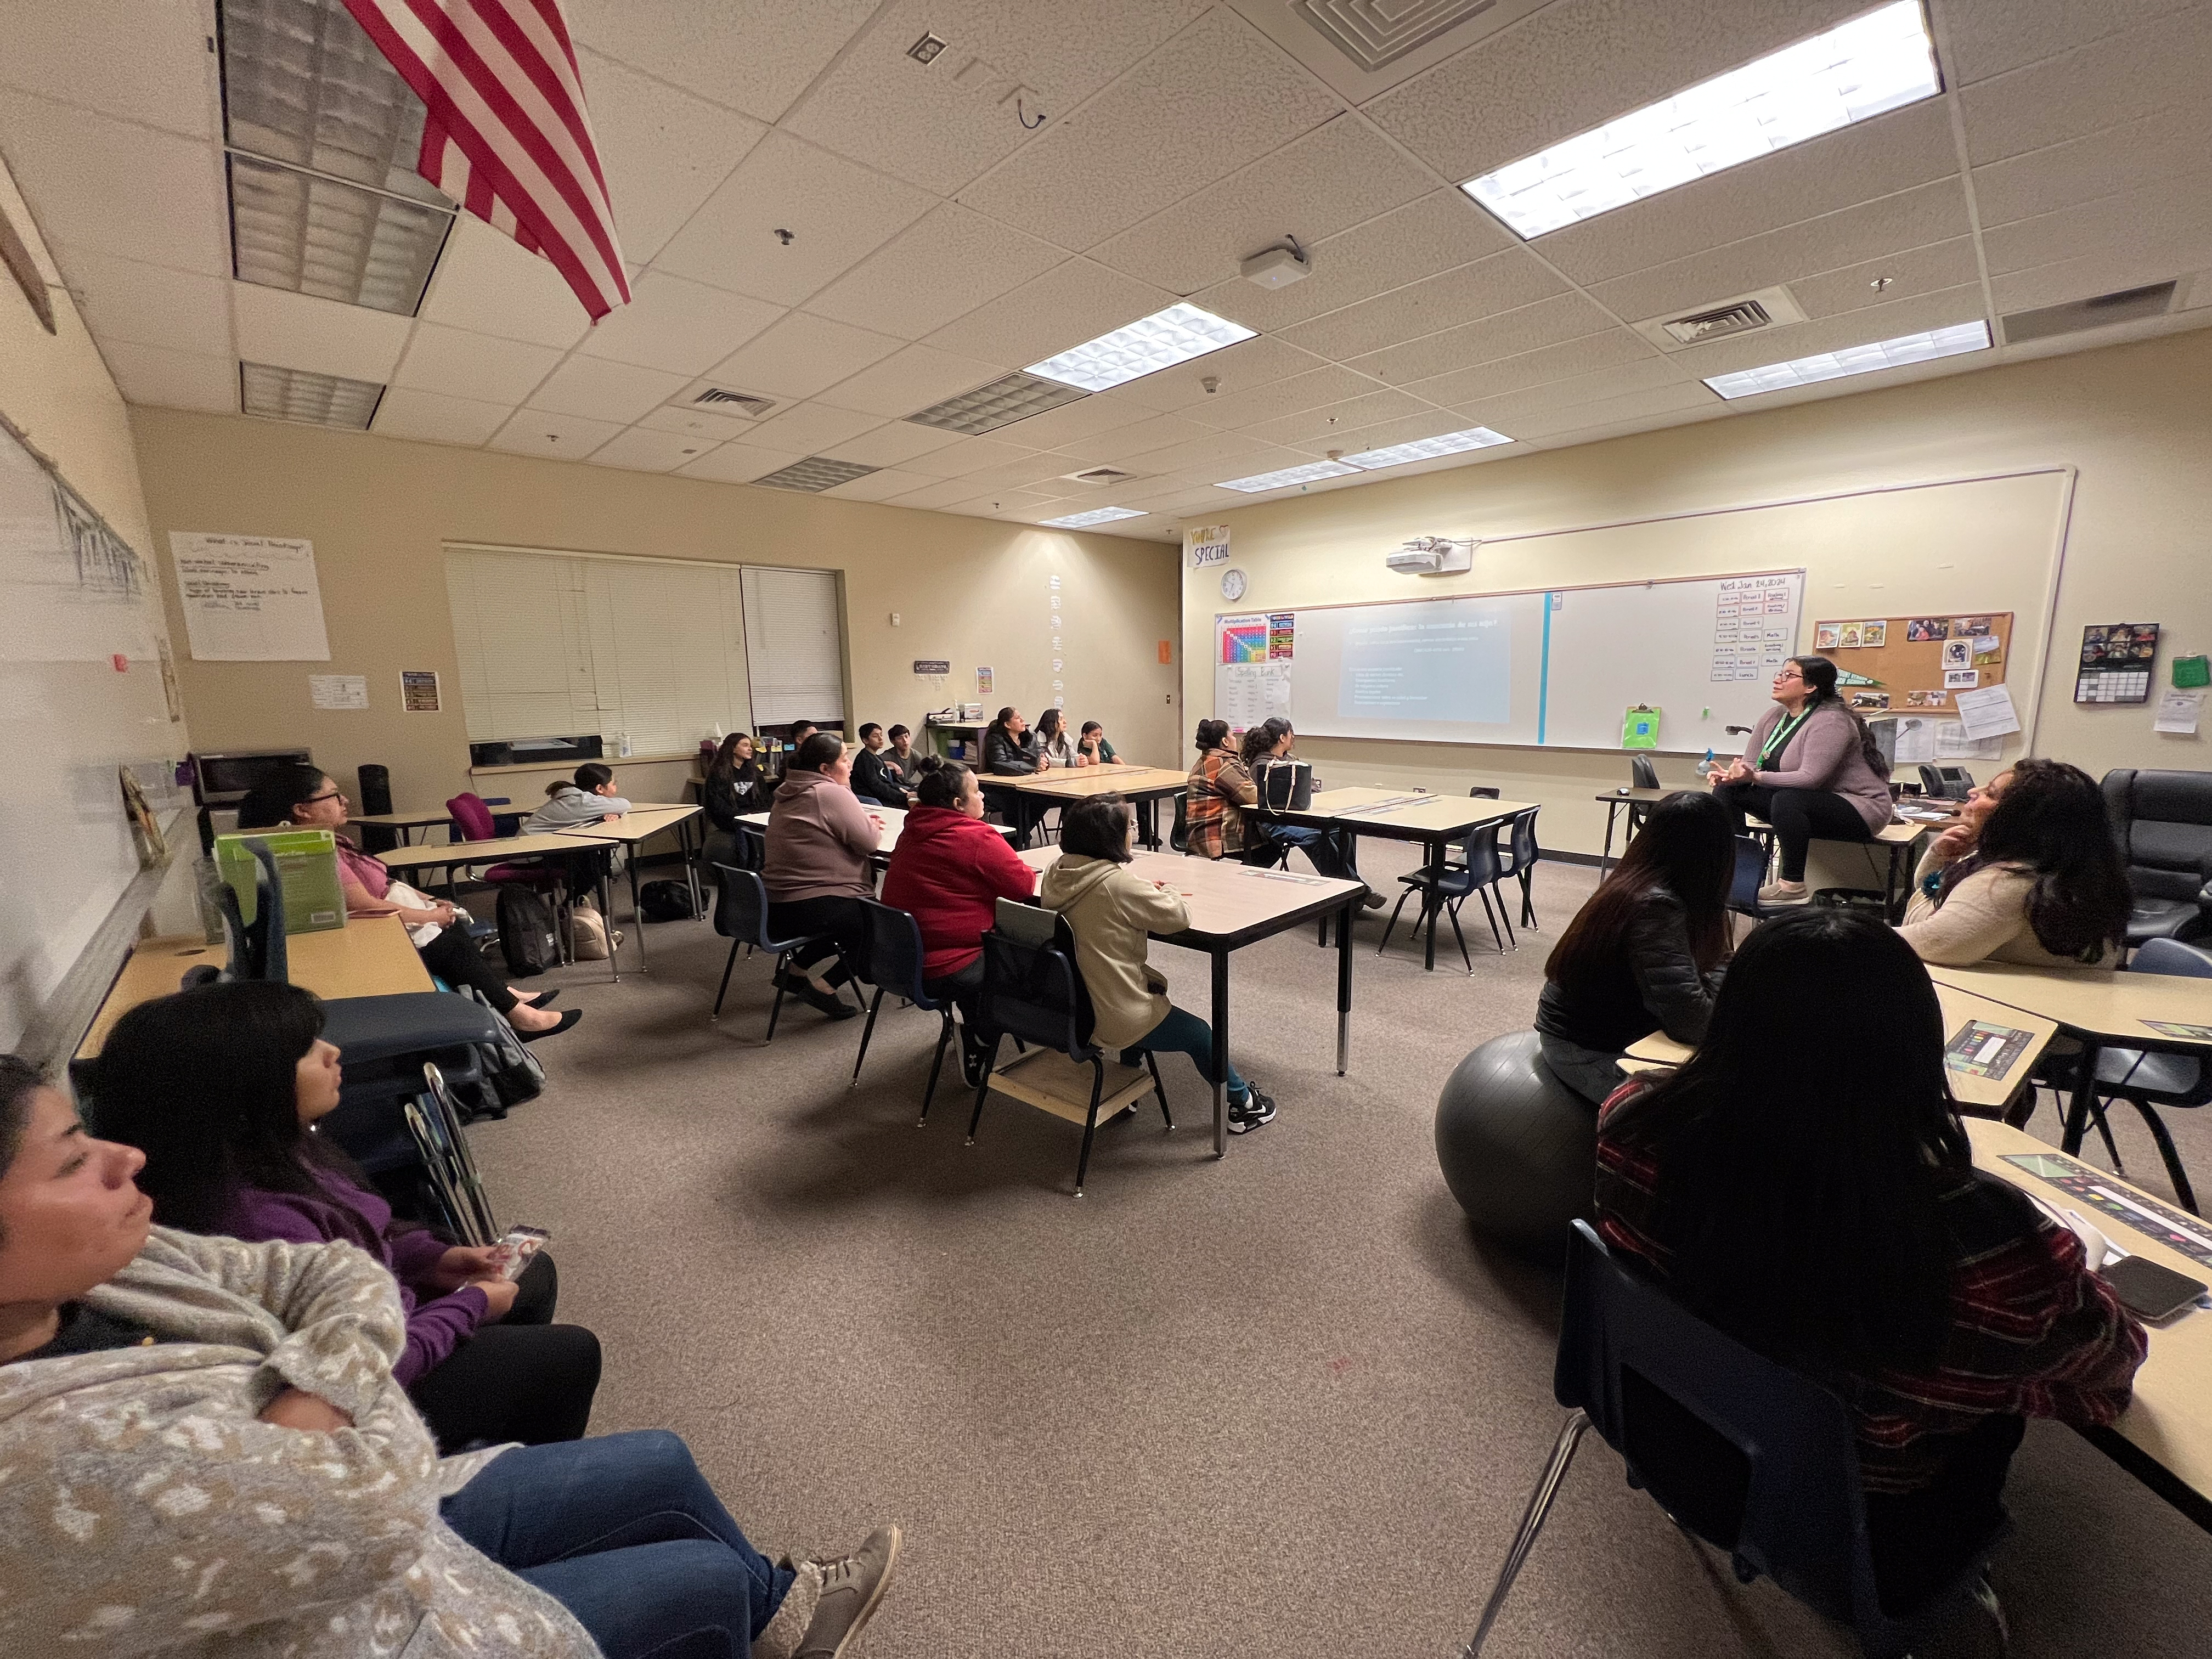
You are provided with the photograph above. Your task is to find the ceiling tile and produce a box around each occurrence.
[1971,101,2212,229]
[1088,112,1434,295]
[576,48,769,264]
[1235,387,1438,450]
[526,357,691,424]
[821,466,944,503]
[803,202,1067,341]
[819,420,967,469]
[979,392,1153,450]
[231,283,413,383]
[1980,169,2212,276]
[60,246,230,355]
[811,342,1009,417]
[370,387,513,446]
[1099,334,1327,414]
[1103,430,1274,476]
[703,311,906,401]
[637,403,773,443]
[1281,249,1568,362]
[885,477,992,510]
[946,487,1059,515]
[1661,285,1988,377]
[1363,0,1857,182]
[1940,0,2198,86]
[1990,249,2200,318]
[675,442,809,484]
[1537,99,1961,286]
[0,0,218,140]
[651,131,936,307]
[1326,408,1491,453]
[1047,411,1218,466]
[1447,355,1699,425]
[1475,380,1722,440]
[956,8,1343,249]
[1584,177,1971,324]
[392,322,565,404]
[100,341,236,414]
[1787,237,1986,319]
[575,271,784,374]
[922,436,1046,478]
[586,426,724,473]
[566,0,881,125]
[489,409,624,459]
[1959,9,2210,164]
[922,258,1175,372]
[0,93,229,275]
[1184,364,1381,429]
[740,400,884,454]
[955,454,1084,493]
[1404,327,1658,405]
[419,217,594,348]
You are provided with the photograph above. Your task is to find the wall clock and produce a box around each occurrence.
[1220,567,1248,602]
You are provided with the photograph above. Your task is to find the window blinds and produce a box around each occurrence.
[741,567,845,726]
[444,546,816,753]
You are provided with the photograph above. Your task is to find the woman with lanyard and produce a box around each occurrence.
[1706,653,1893,905]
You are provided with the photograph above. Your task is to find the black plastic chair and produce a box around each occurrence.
[1169,790,1190,853]
[1466,1221,2008,1658]
[733,821,766,872]
[851,898,962,1125]
[2077,938,2212,1213]
[966,919,1170,1197]
[1630,755,1661,792]
[1726,834,1779,923]
[1494,806,1543,928]
[707,863,853,1040]
[1379,827,1512,968]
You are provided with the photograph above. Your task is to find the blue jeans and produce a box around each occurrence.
[1121,1005,1249,1102]
[1249,823,1359,883]
[441,1431,792,1659]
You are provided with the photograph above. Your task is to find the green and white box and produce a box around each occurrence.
[215,828,346,934]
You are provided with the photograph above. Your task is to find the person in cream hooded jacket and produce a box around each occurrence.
[1036,797,1274,1131]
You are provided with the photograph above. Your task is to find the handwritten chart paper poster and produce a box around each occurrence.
[169,532,331,661]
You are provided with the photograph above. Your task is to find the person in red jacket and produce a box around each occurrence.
[882,761,1037,1080]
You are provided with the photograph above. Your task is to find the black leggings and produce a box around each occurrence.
[417,925,518,1014]
[408,1254,603,1452]
[1711,781,1873,881]
[766,895,868,985]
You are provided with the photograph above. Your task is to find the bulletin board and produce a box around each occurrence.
[1808,611,2014,714]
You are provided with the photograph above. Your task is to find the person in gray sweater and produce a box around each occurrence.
[763,731,884,1019]
[1707,653,1894,904]
[523,761,631,831]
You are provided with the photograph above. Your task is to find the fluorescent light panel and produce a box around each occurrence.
[1462,1,1941,239]
[1040,506,1147,528]
[229,152,452,314]
[1028,303,1256,392]
[752,456,879,493]
[1215,459,1360,493]
[240,361,383,428]
[906,371,1088,436]
[1701,320,1990,399]
[1344,426,1513,469]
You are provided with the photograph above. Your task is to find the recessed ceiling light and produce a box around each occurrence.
[1462,0,1942,239]
[229,153,453,314]
[1344,426,1514,469]
[1215,459,1361,493]
[1028,303,1257,392]
[1701,320,1990,399]
[1040,506,1148,528]
[752,456,879,492]
[906,371,1090,436]
[240,361,383,428]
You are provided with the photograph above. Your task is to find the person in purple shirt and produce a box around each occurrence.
[90,979,600,1452]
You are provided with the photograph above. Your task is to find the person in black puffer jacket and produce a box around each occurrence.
[981,706,1047,847]
[1535,792,1736,1102]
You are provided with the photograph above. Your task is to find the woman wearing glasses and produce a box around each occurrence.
[1705,654,1893,905]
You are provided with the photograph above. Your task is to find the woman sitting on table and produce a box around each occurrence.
[235,766,576,1040]
[524,761,630,831]
[0,1055,904,1659]
[1898,758,2131,968]
[881,761,1037,1082]
[763,731,883,1021]
[1035,707,1084,769]
[1078,720,1118,766]
[850,722,911,810]
[93,980,601,1453]
[1594,907,2145,1618]
[1706,654,1893,906]
[1535,791,1734,1103]
[1232,717,1379,902]
[1040,796,1277,1133]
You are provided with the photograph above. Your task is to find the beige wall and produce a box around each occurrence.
[1183,330,2212,856]
[129,410,1183,814]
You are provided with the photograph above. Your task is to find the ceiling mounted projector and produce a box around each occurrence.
[1239,236,1311,289]
[1386,535,1475,575]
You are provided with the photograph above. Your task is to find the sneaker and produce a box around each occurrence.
[796,1524,902,1659]
[1757,879,1812,905]
[1227,1085,1277,1133]
[1359,887,1388,910]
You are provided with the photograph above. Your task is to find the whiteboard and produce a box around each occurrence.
[0,420,185,1051]
[1215,568,1803,754]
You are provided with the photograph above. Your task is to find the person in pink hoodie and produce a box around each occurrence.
[882,762,1038,1079]
[763,731,884,1019]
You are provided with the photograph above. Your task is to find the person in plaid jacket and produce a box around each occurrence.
[1184,718,1255,860]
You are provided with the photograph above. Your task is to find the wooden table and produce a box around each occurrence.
[1273,788,1538,971]
[552,804,704,970]
[1022,845,1363,1154]
[377,831,622,978]
[349,808,456,846]
[988,763,1189,848]
[1970,1118,2212,1532]
[76,917,432,1058]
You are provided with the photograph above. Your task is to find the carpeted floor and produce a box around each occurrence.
[467,845,2212,1658]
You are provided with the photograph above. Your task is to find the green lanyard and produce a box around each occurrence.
[1759,707,1813,768]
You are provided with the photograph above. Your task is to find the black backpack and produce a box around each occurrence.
[496,886,560,976]
[639,879,703,922]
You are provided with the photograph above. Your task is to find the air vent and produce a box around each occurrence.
[2001,281,2178,345]
[1632,284,1807,353]
[1061,466,1137,486]
[751,456,878,493]
[689,386,775,417]
[906,371,1088,436]
[1294,0,1497,71]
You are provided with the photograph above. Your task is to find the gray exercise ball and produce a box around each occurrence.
[1435,1030,1598,1262]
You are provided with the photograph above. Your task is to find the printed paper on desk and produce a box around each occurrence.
[1951,683,2020,740]
[2154,691,2205,735]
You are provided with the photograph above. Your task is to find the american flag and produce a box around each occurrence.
[341,0,630,320]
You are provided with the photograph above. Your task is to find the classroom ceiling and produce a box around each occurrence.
[2,0,2208,544]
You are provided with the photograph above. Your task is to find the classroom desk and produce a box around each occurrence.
[733,805,1016,865]
[348,808,456,846]
[76,916,432,1058]
[1273,789,1538,971]
[1622,981,2062,1112]
[379,831,623,978]
[1594,787,1675,877]
[552,804,704,970]
[988,764,1189,848]
[1969,1118,2212,1533]
[1021,844,1363,1155]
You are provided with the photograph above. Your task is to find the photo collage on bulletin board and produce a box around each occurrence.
[1809,612,2013,713]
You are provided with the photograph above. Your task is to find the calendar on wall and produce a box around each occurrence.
[2075,622,2160,704]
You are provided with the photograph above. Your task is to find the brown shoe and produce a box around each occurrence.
[795,1524,901,1658]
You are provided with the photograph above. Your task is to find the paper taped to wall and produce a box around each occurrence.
[170,532,331,661]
